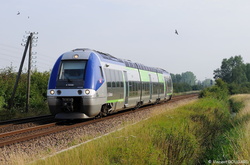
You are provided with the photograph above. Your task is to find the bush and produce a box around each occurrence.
[173,82,192,93]
[199,79,229,100]
[0,96,5,110]
[228,82,250,94]
[0,66,50,120]
[30,70,50,109]
[229,98,244,113]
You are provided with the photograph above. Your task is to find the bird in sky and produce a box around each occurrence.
[17,11,20,15]
[175,29,179,35]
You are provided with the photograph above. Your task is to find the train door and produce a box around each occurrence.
[123,71,129,107]
[149,74,152,101]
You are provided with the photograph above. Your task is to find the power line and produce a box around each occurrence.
[0,43,23,51]
[0,41,56,72]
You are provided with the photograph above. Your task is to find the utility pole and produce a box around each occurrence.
[26,32,38,112]
[9,32,38,111]
[26,33,33,112]
[9,35,31,110]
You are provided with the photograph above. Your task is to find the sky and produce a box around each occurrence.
[1,0,250,81]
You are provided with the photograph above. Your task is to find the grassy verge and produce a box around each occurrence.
[0,105,50,121]
[173,90,200,96]
[28,95,249,165]
[229,94,250,161]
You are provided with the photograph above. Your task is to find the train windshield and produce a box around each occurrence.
[58,61,86,80]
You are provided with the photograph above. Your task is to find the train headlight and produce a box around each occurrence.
[85,89,90,95]
[50,90,55,95]
[73,54,79,59]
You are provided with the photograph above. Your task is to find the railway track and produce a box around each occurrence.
[0,115,54,129]
[0,93,198,148]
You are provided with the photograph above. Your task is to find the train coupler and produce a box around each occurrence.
[62,98,74,112]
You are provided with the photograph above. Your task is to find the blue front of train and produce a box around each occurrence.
[47,49,106,119]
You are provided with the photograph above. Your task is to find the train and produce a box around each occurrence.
[47,48,173,119]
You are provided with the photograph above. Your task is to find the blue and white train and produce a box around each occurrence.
[47,48,173,119]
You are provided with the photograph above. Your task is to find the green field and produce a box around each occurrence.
[26,95,250,165]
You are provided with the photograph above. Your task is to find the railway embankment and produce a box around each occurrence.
[0,95,196,164]
[2,79,250,164]
[27,95,249,164]
[29,80,250,164]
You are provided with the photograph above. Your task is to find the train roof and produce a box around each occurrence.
[71,48,169,74]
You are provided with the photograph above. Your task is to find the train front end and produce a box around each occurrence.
[47,49,106,119]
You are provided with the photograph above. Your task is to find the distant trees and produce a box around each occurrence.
[214,55,248,84]
[168,55,250,94]
[201,79,214,87]
[171,71,202,93]
[171,71,214,93]
[171,71,196,85]
[214,55,250,94]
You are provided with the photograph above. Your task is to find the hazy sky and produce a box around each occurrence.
[1,0,250,81]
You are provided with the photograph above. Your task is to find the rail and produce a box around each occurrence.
[0,93,198,147]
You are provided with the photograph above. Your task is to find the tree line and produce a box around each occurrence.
[171,71,213,93]
[214,55,250,94]
[0,66,50,114]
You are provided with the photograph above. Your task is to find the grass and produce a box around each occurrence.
[230,94,250,161]
[9,95,250,164]
[33,119,194,165]
[0,105,50,121]
[173,90,200,96]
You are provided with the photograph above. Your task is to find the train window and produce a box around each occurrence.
[114,70,119,87]
[104,69,111,82]
[118,71,122,81]
[58,61,86,80]
[132,63,136,68]
[107,82,112,88]
[137,63,142,69]
[104,69,125,89]
[118,71,123,87]
[124,61,129,67]
[112,81,116,88]
[128,62,132,68]
[138,81,141,91]
[99,66,104,78]
[110,70,115,87]
[104,69,111,88]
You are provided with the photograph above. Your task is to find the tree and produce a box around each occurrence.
[170,73,182,83]
[202,79,213,87]
[181,71,196,86]
[214,55,247,84]
[176,74,182,83]
[171,71,199,93]
[245,63,250,82]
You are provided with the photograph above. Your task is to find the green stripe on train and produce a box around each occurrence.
[106,99,124,103]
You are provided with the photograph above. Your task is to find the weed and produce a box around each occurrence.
[229,98,244,113]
